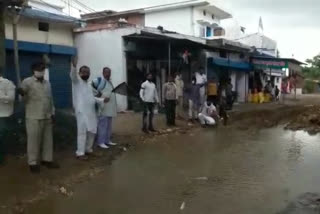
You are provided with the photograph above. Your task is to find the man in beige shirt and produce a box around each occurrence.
[18,62,59,173]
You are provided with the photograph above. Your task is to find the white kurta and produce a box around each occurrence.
[70,67,98,134]
[70,67,100,156]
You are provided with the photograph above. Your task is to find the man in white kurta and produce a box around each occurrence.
[198,101,217,126]
[70,60,98,159]
[195,67,207,107]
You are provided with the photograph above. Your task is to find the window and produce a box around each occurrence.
[206,26,212,37]
[276,77,279,83]
[38,22,49,32]
[203,10,206,16]
[220,50,227,58]
[199,26,206,37]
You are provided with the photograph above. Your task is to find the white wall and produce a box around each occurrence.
[5,18,74,47]
[145,7,193,36]
[236,72,248,103]
[75,28,137,111]
[193,6,221,37]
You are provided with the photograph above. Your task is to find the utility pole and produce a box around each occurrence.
[0,4,6,76]
[12,7,21,85]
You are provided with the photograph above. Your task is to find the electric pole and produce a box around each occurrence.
[0,0,26,78]
[0,3,6,76]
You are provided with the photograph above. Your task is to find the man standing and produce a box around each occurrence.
[207,78,218,106]
[188,77,201,122]
[0,70,15,164]
[198,101,218,127]
[92,67,117,149]
[195,67,207,107]
[163,76,178,126]
[175,72,184,119]
[140,73,159,133]
[70,58,102,160]
[18,63,59,173]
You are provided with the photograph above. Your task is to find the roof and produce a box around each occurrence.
[20,7,80,24]
[207,38,252,52]
[131,27,207,45]
[252,56,306,65]
[82,0,231,20]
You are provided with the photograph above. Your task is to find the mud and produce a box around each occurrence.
[2,104,320,213]
[285,106,320,135]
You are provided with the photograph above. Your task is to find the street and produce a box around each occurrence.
[20,121,320,214]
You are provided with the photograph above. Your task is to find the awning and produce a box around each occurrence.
[209,57,251,71]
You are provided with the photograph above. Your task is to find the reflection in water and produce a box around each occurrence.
[25,127,320,214]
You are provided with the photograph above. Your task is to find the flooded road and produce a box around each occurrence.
[24,126,320,214]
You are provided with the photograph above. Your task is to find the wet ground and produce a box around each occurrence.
[20,125,320,214]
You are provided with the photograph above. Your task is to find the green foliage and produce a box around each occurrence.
[304,81,315,94]
[303,54,320,79]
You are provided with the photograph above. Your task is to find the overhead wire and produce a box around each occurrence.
[57,0,92,14]
[71,0,95,12]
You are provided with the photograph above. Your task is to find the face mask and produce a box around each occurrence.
[34,71,44,79]
[81,75,90,81]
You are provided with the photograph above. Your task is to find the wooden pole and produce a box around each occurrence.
[12,9,21,86]
[0,5,6,77]
[168,41,171,76]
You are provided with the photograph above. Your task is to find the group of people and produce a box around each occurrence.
[0,60,233,173]
[0,58,118,173]
[139,67,232,131]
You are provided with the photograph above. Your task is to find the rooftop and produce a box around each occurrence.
[81,0,231,20]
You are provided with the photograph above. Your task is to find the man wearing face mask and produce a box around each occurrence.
[70,57,101,160]
[18,63,59,173]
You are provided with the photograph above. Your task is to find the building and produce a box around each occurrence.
[236,33,278,57]
[82,0,232,39]
[75,23,209,111]
[251,57,305,96]
[78,0,253,107]
[4,1,78,108]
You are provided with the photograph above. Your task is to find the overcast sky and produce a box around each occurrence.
[52,0,320,62]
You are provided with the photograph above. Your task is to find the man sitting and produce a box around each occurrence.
[198,101,218,127]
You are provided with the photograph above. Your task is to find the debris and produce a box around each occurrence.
[123,147,127,152]
[193,177,208,181]
[59,186,73,197]
[180,201,186,210]
[166,129,173,132]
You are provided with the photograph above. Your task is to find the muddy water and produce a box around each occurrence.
[25,127,320,214]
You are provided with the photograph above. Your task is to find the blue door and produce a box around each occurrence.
[49,54,72,108]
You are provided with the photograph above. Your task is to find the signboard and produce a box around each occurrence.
[252,59,288,70]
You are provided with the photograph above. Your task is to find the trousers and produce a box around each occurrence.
[188,100,198,119]
[176,96,184,118]
[76,113,96,156]
[26,119,53,165]
[142,102,155,130]
[165,100,176,125]
[0,118,8,164]
[97,116,113,145]
[198,113,216,125]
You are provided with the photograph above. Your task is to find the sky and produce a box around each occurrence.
[49,0,320,62]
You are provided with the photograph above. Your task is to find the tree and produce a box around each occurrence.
[303,54,320,79]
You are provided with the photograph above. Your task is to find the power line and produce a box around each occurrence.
[58,0,92,14]
[72,0,95,12]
